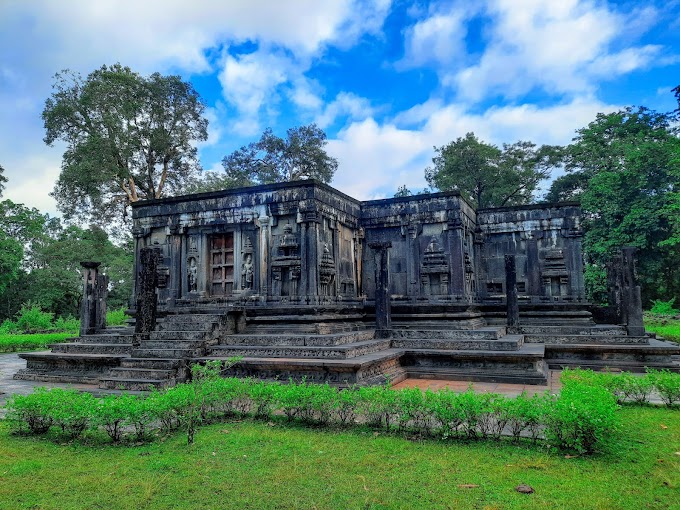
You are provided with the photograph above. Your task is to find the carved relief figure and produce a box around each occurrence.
[319,242,336,296]
[241,253,254,290]
[188,257,197,292]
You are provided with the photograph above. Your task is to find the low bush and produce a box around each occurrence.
[561,367,680,406]
[5,372,633,454]
[106,307,128,327]
[649,298,679,316]
[544,382,619,454]
[647,369,680,406]
[15,304,55,333]
[5,387,55,434]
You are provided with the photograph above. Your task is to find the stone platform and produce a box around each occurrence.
[13,306,680,391]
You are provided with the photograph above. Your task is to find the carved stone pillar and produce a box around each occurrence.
[80,261,104,336]
[135,247,160,340]
[505,254,520,328]
[258,215,270,299]
[621,247,645,336]
[369,241,392,337]
[447,214,465,296]
[407,224,419,299]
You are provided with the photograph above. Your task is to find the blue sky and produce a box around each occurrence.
[1,0,679,215]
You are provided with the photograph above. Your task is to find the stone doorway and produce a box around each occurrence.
[210,233,235,295]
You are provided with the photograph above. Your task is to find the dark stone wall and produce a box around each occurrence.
[130,181,585,309]
[476,203,585,305]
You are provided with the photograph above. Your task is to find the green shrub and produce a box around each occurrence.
[106,307,128,327]
[15,304,54,333]
[504,392,547,443]
[248,380,279,419]
[53,316,80,334]
[5,387,55,434]
[0,319,20,334]
[544,382,619,454]
[426,388,465,439]
[333,386,359,426]
[95,394,140,442]
[647,369,680,406]
[649,298,679,316]
[49,388,95,439]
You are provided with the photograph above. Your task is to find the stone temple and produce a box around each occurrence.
[16,180,679,390]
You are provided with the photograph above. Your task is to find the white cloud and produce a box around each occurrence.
[219,50,296,135]
[329,96,619,198]
[443,0,667,102]
[315,92,375,128]
[398,5,473,69]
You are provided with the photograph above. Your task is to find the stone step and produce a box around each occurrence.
[203,349,405,386]
[99,377,176,391]
[72,334,135,344]
[525,334,649,345]
[245,323,367,334]
[149,330,211,341]
[519,324,626,335]
[210,339,391,360]
[405,367,548,385]
[391,319,486,330]
[120,358,185,370]
[391,334,524,351]
[390,327,506,340]
[14,352,128,384]
[545,340,680,365]
[132,347,200,359]
[545,359,680,374]
[399,344,546,384]
[141,339,213,350]
[49,343,133,355]
[106,367,177,380]
[219,330,375,347]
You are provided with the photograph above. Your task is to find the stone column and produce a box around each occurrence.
[95,273,109,331]
[621,247,645,336]
[369,241,392,337]
[447,215,466,297]
[505,254,520,328]
[258,215,270,300]
[406,224,419,299]
[80,261,101,336]
[526,236,541,299]
[135,247,160,340]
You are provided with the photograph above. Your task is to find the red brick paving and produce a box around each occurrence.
[392,370,563,396]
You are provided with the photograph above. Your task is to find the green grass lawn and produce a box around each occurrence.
[0,333,74,353]
[645,318,680,343]
[0,406,678,510]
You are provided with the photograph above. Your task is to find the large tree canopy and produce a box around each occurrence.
[0,164,6,197]
[0,199,132,321]
[220,124,338,187]
[43,63,208,225]
[425,133,559,208]
[546,106,680,304]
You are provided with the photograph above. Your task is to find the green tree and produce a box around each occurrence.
[425,133,559,208]
[394,185,413,198]
[0,164,7,197]
[547,107,680,304]
[43,64,208,225]
[0,201,133,321]
[221,124,338,187]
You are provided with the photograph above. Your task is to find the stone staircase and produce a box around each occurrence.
[202,313,402,386]
[15,327,135,384]
[517,323,680,373]
[203,316,548,385]
[390,322,547,384]
[16,308,678,390]
[98,313,228,391]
